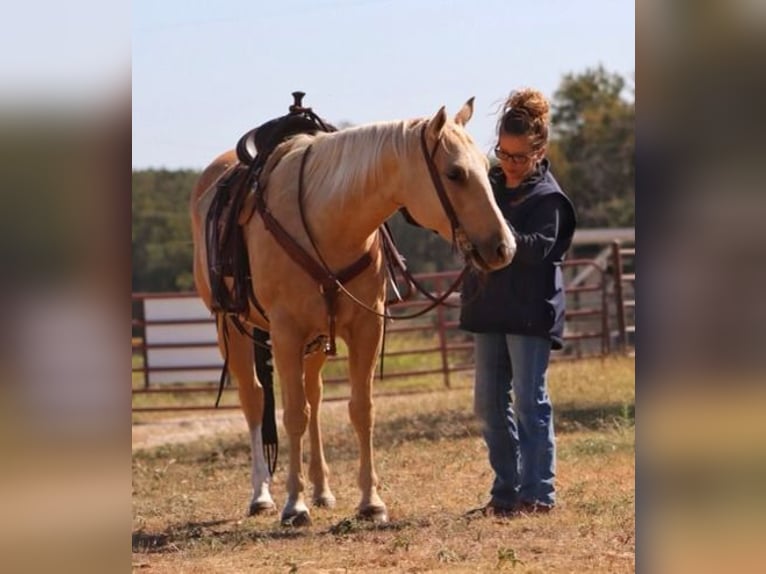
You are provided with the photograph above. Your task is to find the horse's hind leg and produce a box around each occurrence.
[218,316,275,515]
[304,351,336,508]
[347,317,388,523]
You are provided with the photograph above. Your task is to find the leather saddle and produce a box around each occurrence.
[205,92,336,315]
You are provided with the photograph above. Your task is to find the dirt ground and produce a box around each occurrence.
[132,412,249,451]
[132,358,636,573]
[133,401,349,451]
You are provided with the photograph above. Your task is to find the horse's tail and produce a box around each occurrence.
[214,321,278,474]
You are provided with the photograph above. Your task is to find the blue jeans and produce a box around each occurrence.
[473,333,556,508]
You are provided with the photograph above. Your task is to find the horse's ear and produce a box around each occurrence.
[426,106,448,140]
[454,97,475,126]
[426,106,447,139]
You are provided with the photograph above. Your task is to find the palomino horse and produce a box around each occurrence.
[190,99,515,526]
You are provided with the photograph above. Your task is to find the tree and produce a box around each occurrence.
[132,169,199,292]
[548,66,635,227]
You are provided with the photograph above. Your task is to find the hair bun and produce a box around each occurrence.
[498,88,550,147]
[506,88,550,124]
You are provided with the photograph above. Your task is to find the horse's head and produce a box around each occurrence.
[399,99,515,272]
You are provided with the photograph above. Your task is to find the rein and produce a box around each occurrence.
[292,122,474,323]
[336,265,468,321]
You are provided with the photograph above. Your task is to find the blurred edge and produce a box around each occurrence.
[639,1,766,573]
[0,1,131,573]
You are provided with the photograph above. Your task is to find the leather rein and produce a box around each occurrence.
[254,121,474,354]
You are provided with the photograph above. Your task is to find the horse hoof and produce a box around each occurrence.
[357,505,388,523]
[248,500,276,516]
[313,493,337,508]
[281,510,312,528]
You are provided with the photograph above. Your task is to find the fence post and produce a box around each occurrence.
[137,296,150,389]
[573,286,583,359]
[600,262,610,356]
[435,275,451,388]
[611,240,627,353]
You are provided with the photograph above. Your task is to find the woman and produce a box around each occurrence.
[460,88,576,516]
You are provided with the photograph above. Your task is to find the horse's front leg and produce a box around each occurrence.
[217,317,275,516]
[347,315,388,523]
[270,322,312,526]
[304,351,336,508]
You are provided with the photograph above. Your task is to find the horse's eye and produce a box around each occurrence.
[446,165,467,182]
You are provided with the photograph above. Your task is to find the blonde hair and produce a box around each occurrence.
[497,88,550,150]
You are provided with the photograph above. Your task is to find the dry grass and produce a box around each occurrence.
[132,356,634,573]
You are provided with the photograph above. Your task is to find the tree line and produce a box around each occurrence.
[133,66,634,293]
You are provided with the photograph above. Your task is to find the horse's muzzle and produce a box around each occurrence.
[495,241,515,267]
[472,237,515,272]
[456,228,515,272]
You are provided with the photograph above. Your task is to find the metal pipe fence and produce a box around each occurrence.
[132,260,613,412]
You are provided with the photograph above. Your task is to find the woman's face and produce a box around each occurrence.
[495,133,545,188]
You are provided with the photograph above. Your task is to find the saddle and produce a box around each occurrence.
[205,92,337,315]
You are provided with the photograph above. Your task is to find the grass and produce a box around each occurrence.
[132,355,634,572]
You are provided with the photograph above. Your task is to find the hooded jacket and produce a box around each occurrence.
[459,160,577,349]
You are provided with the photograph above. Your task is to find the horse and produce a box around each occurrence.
[190,99,516,526]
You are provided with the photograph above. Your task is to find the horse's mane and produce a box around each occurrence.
[261,115,481,208]
[298,119,424,203]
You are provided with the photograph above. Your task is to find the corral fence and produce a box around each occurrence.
[132,233,634,412]
[611,240,636,353]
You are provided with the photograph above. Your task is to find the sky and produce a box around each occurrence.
[132,0,634,170]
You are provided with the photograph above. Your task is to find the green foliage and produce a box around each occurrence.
[132,169,200,292]
[548,65,635,227]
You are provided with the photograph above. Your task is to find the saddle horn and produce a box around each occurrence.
[290,91,307,113]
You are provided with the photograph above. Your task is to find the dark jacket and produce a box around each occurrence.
[459,160,576,349]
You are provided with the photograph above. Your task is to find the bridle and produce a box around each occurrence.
[418,122,480,263]
[297,121,480,324]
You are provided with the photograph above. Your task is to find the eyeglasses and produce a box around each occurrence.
[494,146,535,165]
